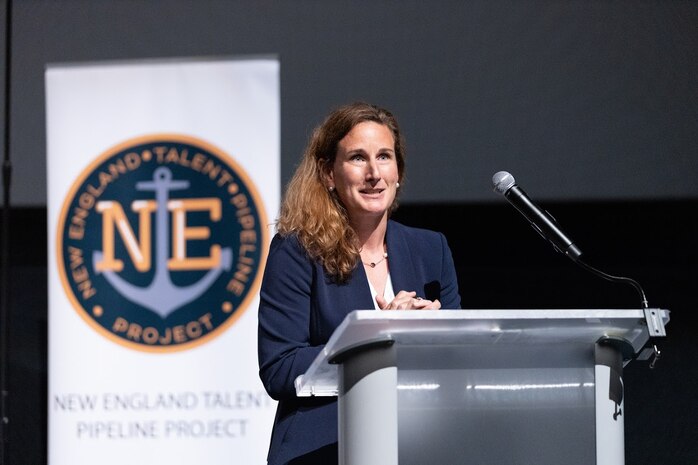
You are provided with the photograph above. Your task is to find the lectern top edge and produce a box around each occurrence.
[295,308,670,397]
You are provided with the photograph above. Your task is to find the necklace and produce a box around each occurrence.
[363,252,388,268]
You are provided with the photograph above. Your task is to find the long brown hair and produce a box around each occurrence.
[276,102,406,282]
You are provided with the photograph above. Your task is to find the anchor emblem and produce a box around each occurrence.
[93,167,232,319]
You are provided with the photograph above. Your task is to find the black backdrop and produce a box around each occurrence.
[5,199,697,464]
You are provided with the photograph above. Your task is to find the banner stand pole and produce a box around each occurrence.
[0,0,14,464]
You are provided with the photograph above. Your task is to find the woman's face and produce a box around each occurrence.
[327,121,399,222]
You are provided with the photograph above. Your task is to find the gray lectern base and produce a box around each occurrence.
[295,309,669,465]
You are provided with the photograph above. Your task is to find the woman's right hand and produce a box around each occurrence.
[375,290,441,310]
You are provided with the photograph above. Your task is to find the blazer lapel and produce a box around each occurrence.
[385,221,422,296]
[345,263,376,311]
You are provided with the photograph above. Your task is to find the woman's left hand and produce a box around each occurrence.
[376,290,441,310]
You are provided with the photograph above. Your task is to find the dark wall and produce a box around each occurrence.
[4,200,697,464]
[1,1,697,205]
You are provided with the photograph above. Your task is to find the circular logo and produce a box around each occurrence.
[56,134,268,352]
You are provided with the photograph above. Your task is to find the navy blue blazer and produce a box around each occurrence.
[258,220,461,465]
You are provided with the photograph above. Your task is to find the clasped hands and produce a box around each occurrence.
[375,290,441,310]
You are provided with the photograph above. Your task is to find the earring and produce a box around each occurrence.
[329,186,335,192]
[396,182,400,188]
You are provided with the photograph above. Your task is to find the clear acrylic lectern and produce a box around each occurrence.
[295,309,669,465]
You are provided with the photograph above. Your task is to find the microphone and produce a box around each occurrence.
[492,171,582,261]
[491,171,661,366]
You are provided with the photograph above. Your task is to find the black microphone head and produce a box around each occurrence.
[492,171,516,195]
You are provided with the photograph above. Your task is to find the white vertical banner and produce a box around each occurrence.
[46,57,279,465]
